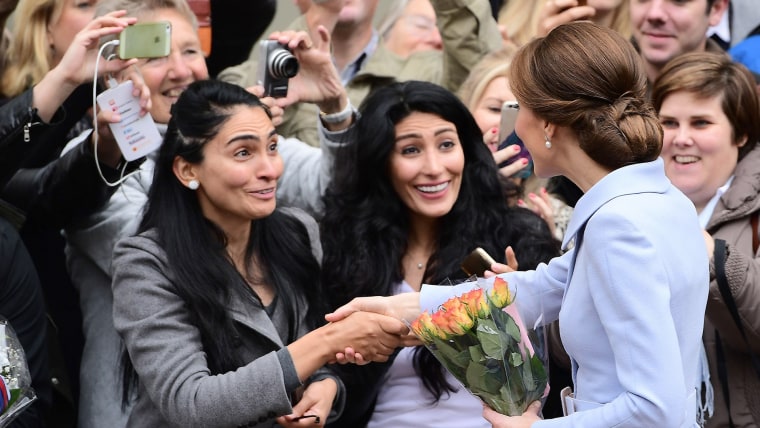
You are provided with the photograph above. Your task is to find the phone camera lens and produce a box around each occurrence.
[268,47,299,79]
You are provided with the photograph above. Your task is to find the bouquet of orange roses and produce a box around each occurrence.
[409,277,548,416]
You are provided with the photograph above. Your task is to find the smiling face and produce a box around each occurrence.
[187,106,283,228]
[659,91,743,211]
[388,112,465,221]
[135,8,208,124]
[630,0,727,78]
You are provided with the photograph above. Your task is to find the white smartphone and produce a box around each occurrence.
[498,101,519,142]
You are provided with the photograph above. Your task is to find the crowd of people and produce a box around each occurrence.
[0,0,758,427]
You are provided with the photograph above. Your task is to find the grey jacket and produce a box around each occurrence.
[111,210,343,428]
[63,122,348,428]
[704,142,760,428]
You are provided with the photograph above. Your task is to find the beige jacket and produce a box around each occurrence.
[218,0,501,147]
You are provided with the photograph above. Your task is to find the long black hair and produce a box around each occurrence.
[122,79,324,402]
[321,81,559,410]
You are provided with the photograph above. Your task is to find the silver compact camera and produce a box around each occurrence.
[256,40,299,98]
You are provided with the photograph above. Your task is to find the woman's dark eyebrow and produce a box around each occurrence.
[226,129,277,145]
[395,127,456,142]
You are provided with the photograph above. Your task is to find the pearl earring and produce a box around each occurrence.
[188,179,199,190]
[544,135,552,149]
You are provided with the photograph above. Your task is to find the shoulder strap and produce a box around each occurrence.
[713,239,760,379]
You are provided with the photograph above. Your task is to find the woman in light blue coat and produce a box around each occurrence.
[327,22,709,428]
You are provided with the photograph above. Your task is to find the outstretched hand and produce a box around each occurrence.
[325,293,421,324]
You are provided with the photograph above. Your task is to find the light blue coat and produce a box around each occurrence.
[421,159,709,427]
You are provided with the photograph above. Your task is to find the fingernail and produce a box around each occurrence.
[528,192,537,199]
[542,187,547,194]
[514,145,521,152]
[521,158,528,165]
[491,127,498,134]
[517,199,525,206]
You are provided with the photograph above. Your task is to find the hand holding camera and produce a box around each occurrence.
[254,28,350,129]
[257,39,300,98]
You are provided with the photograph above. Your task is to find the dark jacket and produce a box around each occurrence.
[0,217,50,428]
[0,84,138,229]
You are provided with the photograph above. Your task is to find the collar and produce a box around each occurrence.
[707,10,731,44]
[562,159,670,250]
[699,176,733,228]
[339,30,379,85]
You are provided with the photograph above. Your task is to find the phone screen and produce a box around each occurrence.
[118,21,172,59]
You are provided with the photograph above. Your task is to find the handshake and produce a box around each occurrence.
[321,294,423,365]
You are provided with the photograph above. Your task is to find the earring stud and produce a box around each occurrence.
[188,179,199,190]
[544,135,552,149]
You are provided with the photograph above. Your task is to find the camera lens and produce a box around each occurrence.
[268,47,299,79]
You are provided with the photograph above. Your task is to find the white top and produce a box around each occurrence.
[367,282,490,428]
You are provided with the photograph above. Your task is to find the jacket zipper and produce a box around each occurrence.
[24,107,41,142]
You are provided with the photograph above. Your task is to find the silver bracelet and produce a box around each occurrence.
[319,99,354,124]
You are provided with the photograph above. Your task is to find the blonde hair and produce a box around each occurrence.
[497,0,542,47]
[1,0,64,97]
[498,0,631,47]
[457,44,518,110]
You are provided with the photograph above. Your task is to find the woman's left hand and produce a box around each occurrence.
[276,378,337,427]
[267,27,345,110]
[483,401,542,428]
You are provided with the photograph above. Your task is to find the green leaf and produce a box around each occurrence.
[508,352,523,367]
[503,313,522,343]
[476,319,502,358]
[470,345,485,363]
[431,337,466,366]
[499,383,527,416]
[477,319,506,359]
[465,360,504,395]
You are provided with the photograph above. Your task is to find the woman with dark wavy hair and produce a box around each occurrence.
[320,80,559,427]
[110,79,407,428]
[327,22,712,428]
